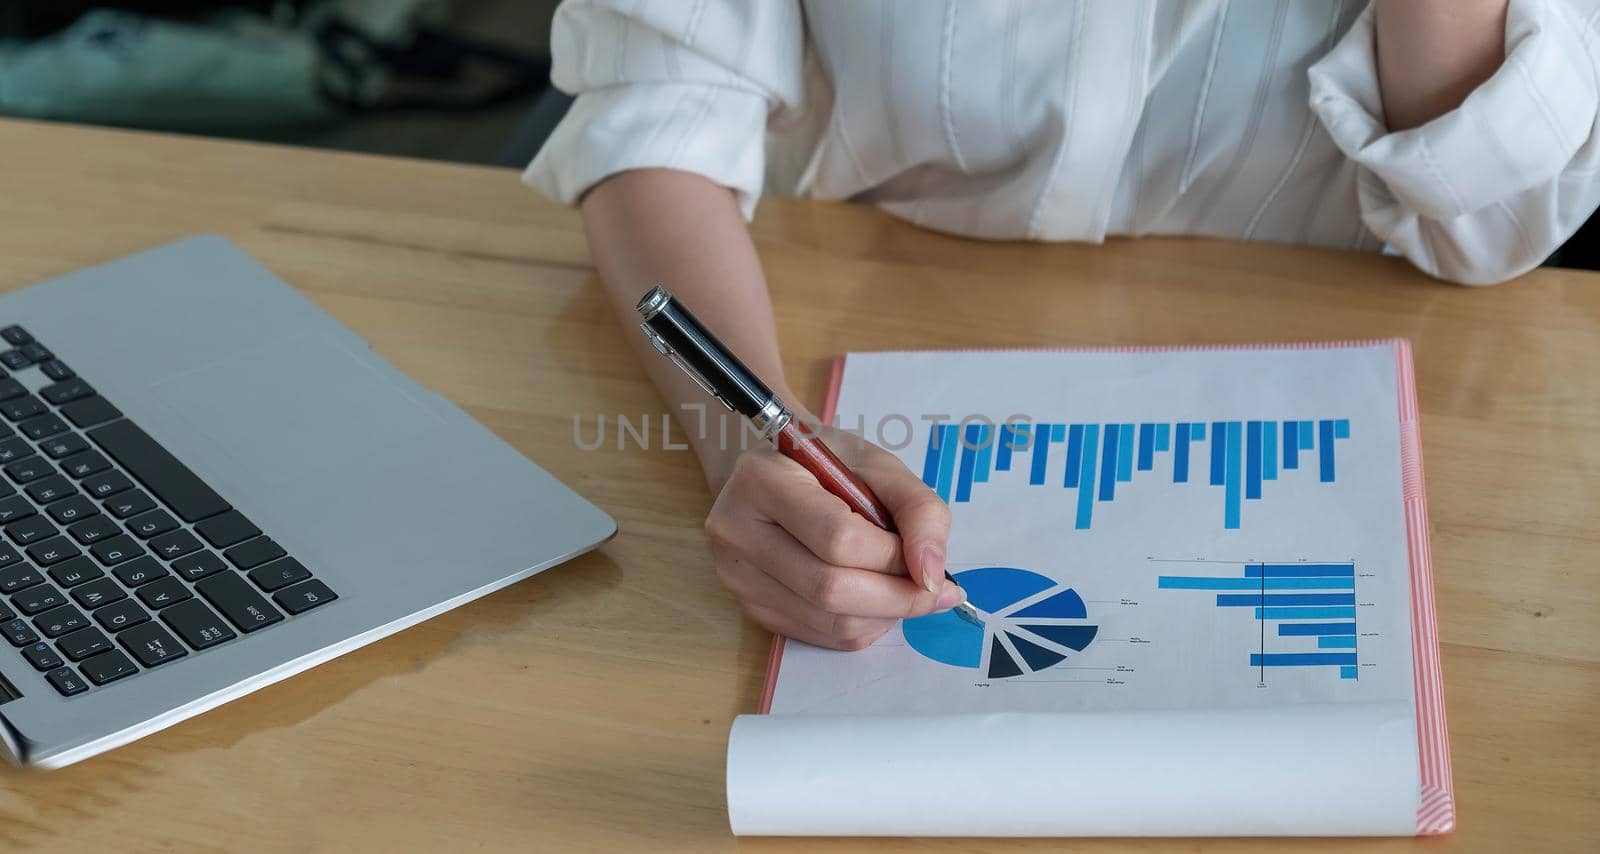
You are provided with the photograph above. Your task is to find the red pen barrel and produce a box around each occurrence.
[774,420,896,532]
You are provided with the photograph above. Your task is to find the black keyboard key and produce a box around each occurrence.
[39,380,93,406]
[82,470,132,499]
[161,599,235,650]
[0,600,12,622]
[223,537,285,570]
[71,577,125,610]
[88,421,231,523]
[0,395,43,421]
[79,650,137,685]
[0,326,31,346]
[136,577,190,610]
[0,497,29,525]
[112,556,166,587]
[34,604,88,637]
[0,543,20,569]
[273,579,336,615]
[2,617,38,645]
[89,534,143,566]
[195,511,260,549]
[6,515,56,546]
[150,530,201,561]
[0,350,28,370]
[22,640,62,671]
[94,599,150,632]
[58,451,110,479]
[0,563,42,593]
[46,495,96,525]
[104,490,154,519]
[67,515,119,544]
[127,510,179,539]
[19,343,50,363]
[4,456,51,484]
[14,583,65,615]
[0,437,32,465]
[249,557,311,592]
[45,666,87,696]
[197,572,283,633]
[0,378,21,402]
[20,414,68,441]
[41,433,88,459]
[56,626,112,660]
[39,360,73,382]
[173,551,228,582]
[118,622,187,668]
[25,536,79,565]
[25,475,73,504]
[61,397,121,429]
[49,555,103,588]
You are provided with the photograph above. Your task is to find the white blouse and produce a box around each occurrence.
[525,0,1600,285]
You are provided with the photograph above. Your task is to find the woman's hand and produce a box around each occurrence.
[706,428,964,650]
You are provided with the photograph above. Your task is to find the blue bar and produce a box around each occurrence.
[1075,424,1099,529]
[1191,422,1206,441]
[1053,424,1065,442]
[1250,653,1357,667]
[934,425,960,502]
[1116,423,1134,482]
[1137,423,1156,471]
[1224,421,1241,529]
[972,423,993,484]
[1159,577,1354,590]
[1155,422,1170,451]
[1256,606,1358,619]
[1173,422,1192,483]
[1278,622,1359,636]
[1217,593,1356,607]
[1335,418,1350,439]
[1246,563,1355,577]
[1262,419,1277,480]
[1209,421,1226,486]
[1028,423,1053,485]
[920,427,943,488]
[1318,635,1357,649]
[1245,420,1262,500]
[1299,420,1314,449]
[1098,423,1120,500]
[994,424,1015,472]
[1340,666,1358,679]
[1319,419,1336,482]
[954,424,981,502]
[1063,424,1084,488]
[1283,420,1299,469]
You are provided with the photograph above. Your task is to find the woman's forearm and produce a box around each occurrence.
[580,168,797,487]
[1374,0,1509,131]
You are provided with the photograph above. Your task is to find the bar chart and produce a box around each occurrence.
[1157,561,1359,681]
[919,418,1350,529]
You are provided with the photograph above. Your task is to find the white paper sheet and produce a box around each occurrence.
[728,345,1422,837]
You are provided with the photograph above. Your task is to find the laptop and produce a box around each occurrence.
[0,236,616,767]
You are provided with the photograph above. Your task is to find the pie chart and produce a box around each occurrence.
[902,567,1098,679]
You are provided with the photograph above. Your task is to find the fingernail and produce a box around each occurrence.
[919,544,945,593]
[936,585,964,609]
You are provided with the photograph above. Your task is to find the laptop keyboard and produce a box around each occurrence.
[0,325,337,697]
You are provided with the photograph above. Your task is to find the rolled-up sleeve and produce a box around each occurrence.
[524,0,805,220]
[1309,0,1600,285]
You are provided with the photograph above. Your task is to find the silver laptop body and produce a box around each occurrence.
[0,236,615,767]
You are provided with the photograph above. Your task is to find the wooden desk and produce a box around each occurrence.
[0,119,1594,853]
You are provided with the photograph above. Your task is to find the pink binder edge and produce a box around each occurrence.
[753,340,1454,835]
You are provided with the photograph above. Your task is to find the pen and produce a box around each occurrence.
[635,286,984,628]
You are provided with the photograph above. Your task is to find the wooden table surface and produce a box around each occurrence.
[0,119,1593,853]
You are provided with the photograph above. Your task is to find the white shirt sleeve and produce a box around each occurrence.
[1308,0,1600,285]
[523,0,805,220]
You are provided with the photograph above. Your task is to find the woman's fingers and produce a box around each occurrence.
[854,446,953,593]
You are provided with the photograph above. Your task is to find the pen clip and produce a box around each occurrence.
[641,323,736,412]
